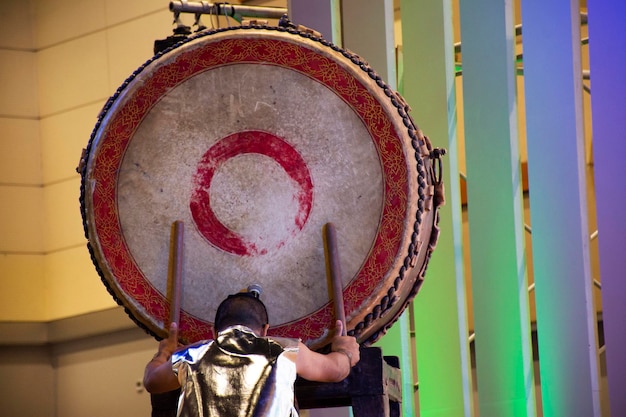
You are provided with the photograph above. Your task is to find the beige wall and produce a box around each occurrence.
[0,1,176,415]
[0,0,174,322]
[0,0,45,321]
[53,328,155,417]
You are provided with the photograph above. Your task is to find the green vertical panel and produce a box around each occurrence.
[343,1,412,415]
[522,1,602,416]
[458,0,536,416]
[399,0,473,416]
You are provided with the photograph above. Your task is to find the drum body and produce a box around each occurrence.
[80,25,442,349]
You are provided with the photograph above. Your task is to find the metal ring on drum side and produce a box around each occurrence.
[78,23,443,350]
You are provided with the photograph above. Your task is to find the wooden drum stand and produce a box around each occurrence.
[295,346,402,417]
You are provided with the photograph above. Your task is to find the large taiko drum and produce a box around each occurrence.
[79,23,444,350]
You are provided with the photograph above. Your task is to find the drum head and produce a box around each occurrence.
[80,25,441,349]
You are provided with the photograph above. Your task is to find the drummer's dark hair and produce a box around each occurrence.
[214,292,269,333]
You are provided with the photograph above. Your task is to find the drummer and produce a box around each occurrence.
[143,289,360,416]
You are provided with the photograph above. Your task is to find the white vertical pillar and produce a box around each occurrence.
[341,0,396,87]
[288,0,341,45]
[458,0,537,415]
[522,1,601,416]
[587,1,626,416]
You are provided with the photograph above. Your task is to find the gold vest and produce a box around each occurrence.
[172,325,299,417]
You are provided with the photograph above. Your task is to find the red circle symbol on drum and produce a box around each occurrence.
[190,130,313,256]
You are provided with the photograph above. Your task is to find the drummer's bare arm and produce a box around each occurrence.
[143,322,182,393]
[296,320,360,382]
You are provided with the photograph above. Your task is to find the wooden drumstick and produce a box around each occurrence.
[168,220,184,327]
[323,222,346,336]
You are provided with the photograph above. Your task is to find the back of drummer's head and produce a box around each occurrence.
[214,293,269,333]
